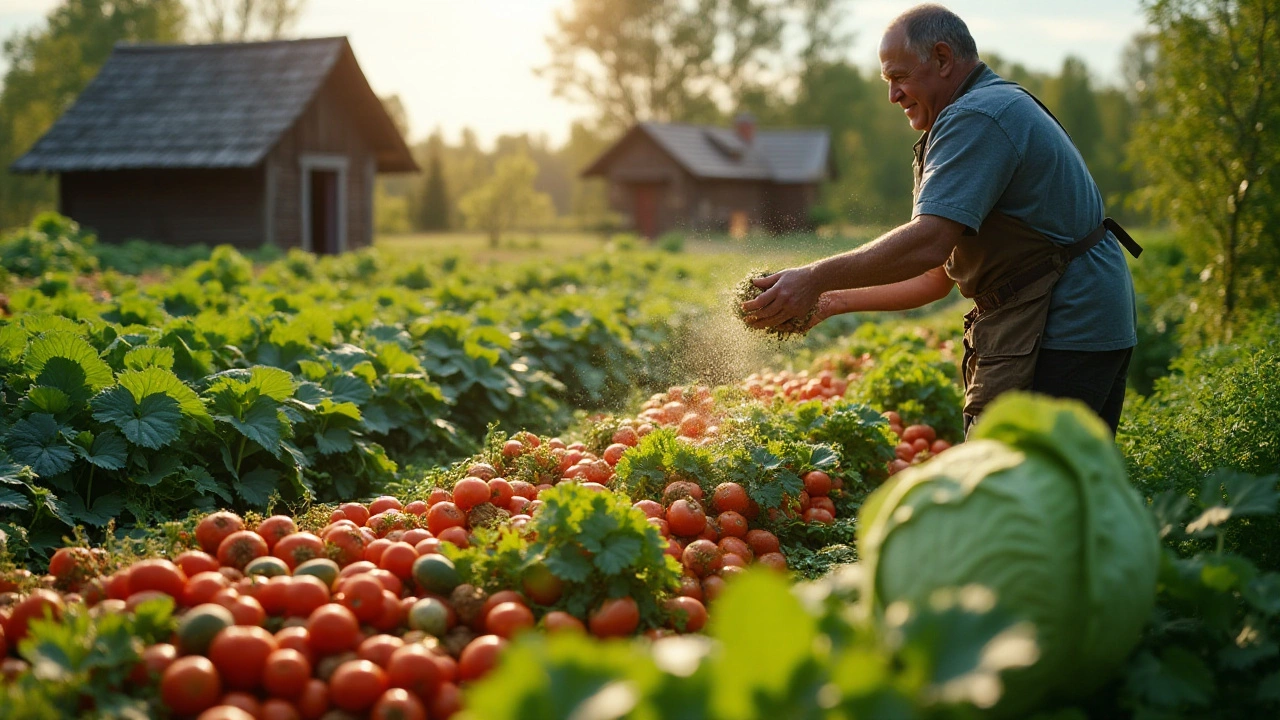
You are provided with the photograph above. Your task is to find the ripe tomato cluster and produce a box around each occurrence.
[742,368,854,403]
[882,411,952,476]
[634,384,719,442]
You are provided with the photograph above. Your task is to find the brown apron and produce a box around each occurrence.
[913,65,1144,436]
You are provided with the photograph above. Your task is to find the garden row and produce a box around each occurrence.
[0,214,740,561]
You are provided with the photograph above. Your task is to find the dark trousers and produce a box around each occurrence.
[964,346,1133,437]
[1031,346,1132,434]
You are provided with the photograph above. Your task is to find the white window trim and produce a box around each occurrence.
[299,154,349,253]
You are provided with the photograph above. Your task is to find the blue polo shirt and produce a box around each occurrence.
[914,65,1137,352]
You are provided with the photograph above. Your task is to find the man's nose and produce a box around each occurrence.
[888,83,904,104]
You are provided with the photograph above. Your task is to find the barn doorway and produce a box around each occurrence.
[309,169,339,254]
[300,155,348,254]
[631,183,664,238]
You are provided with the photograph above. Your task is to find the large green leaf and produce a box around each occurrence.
[65,492,125,527]
[24,386,71,414]
[234,467,278,507]
[0,487,30,511]
[248,366,296,402]
[74,430,128,470]
[92,387,184,450]
[123,345,175,371]
[24,331,113,392]
[5,414,75,477]
[117,366,209,424]
[214,396,285,457]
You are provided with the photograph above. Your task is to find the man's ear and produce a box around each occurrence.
[935,41,955,77]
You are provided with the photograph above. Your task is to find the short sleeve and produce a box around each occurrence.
[913,109,1020,232]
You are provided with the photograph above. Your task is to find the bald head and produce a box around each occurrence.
[885,4,979,64]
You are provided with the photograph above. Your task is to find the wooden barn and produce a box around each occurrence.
[10,37,416,253]
[582,115,835,237]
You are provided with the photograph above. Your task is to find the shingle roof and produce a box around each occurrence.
[583,122,831,182]
[11,37,416,173]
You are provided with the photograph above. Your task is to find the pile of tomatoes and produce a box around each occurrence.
[0,481,709,720]
[882,411,952,476]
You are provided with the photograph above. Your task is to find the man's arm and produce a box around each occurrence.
[813,266,955,321]
[743,214,966,328]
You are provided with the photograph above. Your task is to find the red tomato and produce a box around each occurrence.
[307,604,360,655]
[452,478,490,512]
[716,511,748,538]
[682,539,722,578]
[633,499,664,519]
[436,526,469,548]
[426,502,466,535]
[711,482,749,514]
[457,635,507,682]
[357,634,405,668]
[263,647,312,699]
[273,533,325,570]
[323,526,367,567]
[297,678,329,719]
[666,498,706,537]
[542,611,586,633]
[902,424,937,444]
[665,596,708,633]
[370,688,427,720]
[369,496,403,516]
[175,550,221,578]
[196,512,245,554]
[385,643,442,700]
[485,602,535,638]
[404,501,428,517]
[129,559,187,599]
[285,575,331,618]
[802,470,832,497]
[378,542,417,582]
[161,655,222,716]
[701,575,727,603]
[804,508,834,525]
[184,571,231,607]
[431,682,462,720]
[363,538,392,565]
[677,574,703,601]
[717,536,753,562]
[256,516,298,551]
[589,597,640,638]
[487,478,514,509]
[758,552,789,571]
[7,590,63,645]
[217,531,269,571]
[275,626,314,664]
[328,659,389,713]
[338,502,371,527]
[209,625,278,691]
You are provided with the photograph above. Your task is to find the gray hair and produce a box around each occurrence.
[891,4,979,63]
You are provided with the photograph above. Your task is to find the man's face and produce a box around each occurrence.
[879,26,945,132]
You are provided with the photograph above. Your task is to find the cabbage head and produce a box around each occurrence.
[856,393,1159,716]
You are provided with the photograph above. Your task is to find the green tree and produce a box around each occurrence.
[458,152,555,247]
[191,0,307,41]
[542,0,784,131]
[1045,56,1104,173]
[1131,0,1280,339]
[0,0,187,229]
[419,149,450,231]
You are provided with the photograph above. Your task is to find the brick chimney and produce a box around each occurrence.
[733,112,756,145]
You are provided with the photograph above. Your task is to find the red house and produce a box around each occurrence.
[582,115,835,237]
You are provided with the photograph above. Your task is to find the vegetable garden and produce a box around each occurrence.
[0,215,1277,720]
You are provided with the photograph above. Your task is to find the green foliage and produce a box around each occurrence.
[461,569,1041,720]
[458,152,555,248]
[1101,470,1280,719]
[0,213,98,278]
[1130,0,1280,338]
[1119,312,1280,566]
[0,595,176,718]
[526,483,682,623]
[854,350,963,440]
[656,231,685,253]
[0,0,187,229]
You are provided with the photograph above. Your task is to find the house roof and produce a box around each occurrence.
[582,121,832,183]
[11,37,416,173]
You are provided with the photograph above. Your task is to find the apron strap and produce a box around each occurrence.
[973,217,1141,314]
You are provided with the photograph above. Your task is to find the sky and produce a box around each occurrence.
[0,0,1148,148]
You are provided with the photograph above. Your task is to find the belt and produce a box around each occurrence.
[972,217,1143,315]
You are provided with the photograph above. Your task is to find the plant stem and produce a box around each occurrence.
[86,465,95,507]
[235,434,246,477]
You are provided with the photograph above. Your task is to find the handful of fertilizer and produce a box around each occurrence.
[734,269,817,337]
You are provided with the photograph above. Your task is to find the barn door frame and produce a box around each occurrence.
[300,153,349,254]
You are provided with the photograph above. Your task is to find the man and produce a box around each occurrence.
[741,3,1141,437]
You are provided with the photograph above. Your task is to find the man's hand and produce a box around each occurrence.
[741,266,822,330]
